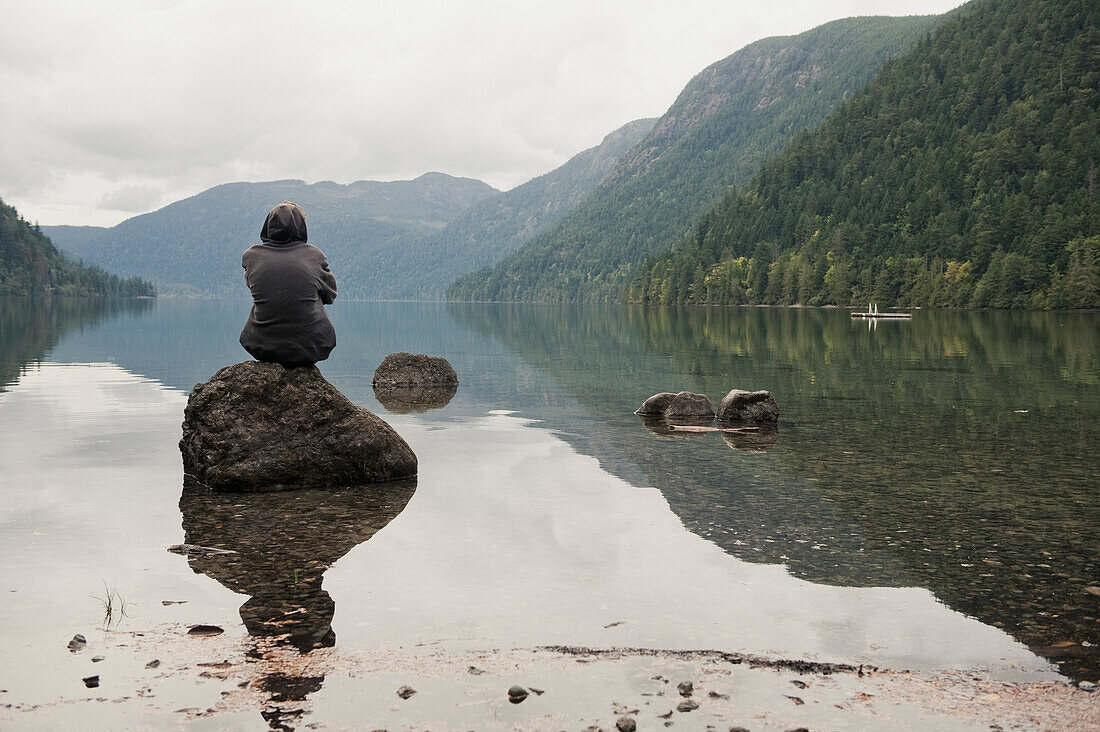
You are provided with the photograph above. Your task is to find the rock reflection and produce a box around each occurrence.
[637,414,714,439]
[373,383,458,413]
[178,478,416,728]
[720,425,779,452]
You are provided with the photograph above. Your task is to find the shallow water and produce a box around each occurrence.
[0,298,1097,725]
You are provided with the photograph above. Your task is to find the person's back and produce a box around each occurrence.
[239,201,337,367]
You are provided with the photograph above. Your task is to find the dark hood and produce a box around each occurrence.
[260,201,308,246]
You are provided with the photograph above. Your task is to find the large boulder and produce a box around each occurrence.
[717,389,779,423]
[372,352,458,387]
[180,362,417,491]
[635,391,715,420]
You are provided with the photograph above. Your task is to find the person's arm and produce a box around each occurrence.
[319,257,337,304]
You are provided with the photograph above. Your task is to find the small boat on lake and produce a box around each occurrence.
[851,303,912,319]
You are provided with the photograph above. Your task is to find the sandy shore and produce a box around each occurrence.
[3,623,1096,730]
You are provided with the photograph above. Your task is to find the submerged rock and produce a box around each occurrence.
[717,389,779,423]
[373,383,458,414]
[635,391,715,420]
[373,352,459,388]
[180,361,417,491]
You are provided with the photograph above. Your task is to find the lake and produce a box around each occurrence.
[0,298,1097,728]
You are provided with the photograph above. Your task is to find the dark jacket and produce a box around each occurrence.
[239,202,337,366]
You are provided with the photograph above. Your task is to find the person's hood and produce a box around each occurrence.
[260,201,308,246]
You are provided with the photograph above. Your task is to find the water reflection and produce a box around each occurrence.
[452,303,1100,680]
[178,478,416,727]
[0,297,152,391]
[372,383,458,413]
[720,425,779,452]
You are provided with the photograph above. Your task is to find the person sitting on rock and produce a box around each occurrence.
[239,201,337,368]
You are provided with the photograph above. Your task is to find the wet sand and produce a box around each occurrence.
[5,623,1096,731]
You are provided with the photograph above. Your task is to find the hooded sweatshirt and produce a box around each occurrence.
[239,202,337,366]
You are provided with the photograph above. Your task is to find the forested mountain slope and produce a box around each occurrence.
[630,0,1099,309]
[47,173,497,297]
[374,118,655,300]
[449,14,943,302]
[1,199,154,297]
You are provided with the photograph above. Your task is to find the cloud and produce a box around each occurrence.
[0,0,968,226]
[96,184,166,213]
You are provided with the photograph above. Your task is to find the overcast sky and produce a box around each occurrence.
[2,0,966,227]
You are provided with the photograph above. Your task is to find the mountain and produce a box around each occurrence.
[630,0,1100,309]
[370,117,656,300]
[47,173,498,298]
[0,198,155,297]
[449,14,943,302]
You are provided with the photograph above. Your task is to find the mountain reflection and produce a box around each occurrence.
[450,302,1099,681]
[0,296,152,391]
[178,478,416,728]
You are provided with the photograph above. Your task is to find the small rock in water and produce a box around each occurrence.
[91,656,105,663]
[146,660,160,669]
[68,634,87,653]
[396,685,416,700]
[616,716,637,732]
[82,675,99,688]
[677,680,694,697]
[717,389,779,423]
[791,679,808,689]
[656,710,673,719]
[507,685,529,704]
[186,625,224,637]
[708,691,730,700]
[786,695,805,705]
[676,699,699,712]
[635,391,715,420]
[528,687,545,695]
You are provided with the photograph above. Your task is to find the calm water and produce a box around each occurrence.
[0,298,1097,723]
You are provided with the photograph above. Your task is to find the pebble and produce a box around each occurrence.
[676,699,699,712]
[1077,681,1097,692]
[146,660,160,668]
[396,685,416,700]
[467,666,485,675]
[791,679,807,689]
[616,717,637,732]
[507,685,528,704]
[786,695,804,705]
[82,675,99,688]
[677,681,694,697]
[91,656,105,663]
[67,634,87,653]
